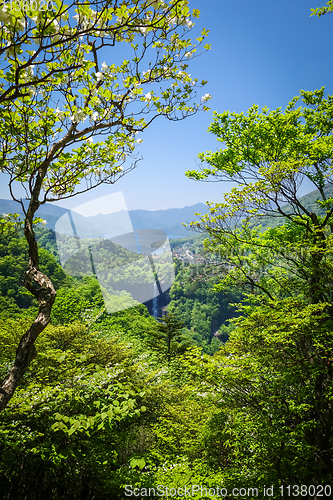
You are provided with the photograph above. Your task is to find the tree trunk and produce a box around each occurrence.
[0,203,56,411]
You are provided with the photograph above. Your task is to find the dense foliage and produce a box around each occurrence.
[168,261,239,353]
[1,4,333,496]
[184,87,333,492]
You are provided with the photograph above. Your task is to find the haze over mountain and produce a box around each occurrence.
[0,200,209,238]
[1,185,332,238]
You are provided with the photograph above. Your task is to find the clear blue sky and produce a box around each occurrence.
[1,0,332,212]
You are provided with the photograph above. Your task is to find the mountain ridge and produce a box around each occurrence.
[0,185,332,238]
[0,200,209,237]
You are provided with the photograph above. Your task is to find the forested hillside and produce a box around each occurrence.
[1,146,333,499]
[0,228,238,498]
[1,159,333,496]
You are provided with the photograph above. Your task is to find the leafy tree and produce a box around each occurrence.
[181,298,333,486]
[184,88,333,485]
[187,88,333,308]
[0,312,224,498]
[0,0,211,410]
[0,0,209,104]
[147,312,191,363]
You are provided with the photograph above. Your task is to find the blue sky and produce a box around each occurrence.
[1,0,332,212]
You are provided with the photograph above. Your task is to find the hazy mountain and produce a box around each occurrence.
[1,184,331,238]
[86,203,209,237]
[0,199,68,231]
[0,199,209,237]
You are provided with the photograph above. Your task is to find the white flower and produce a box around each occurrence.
[167,15,177,26]
[86,136,93,143]
[27,87,36,97]
[186,19,194,29]
[55,107,63,119]
[201,93,211,102]
[101,62,108,72]
[95,72,104,82]
[140,27,147,36]
[41,219,47,227]
[135,138,143,144]
[16,19,26,31]
[70,109,86,122]
[0,5,10,24]
[92,111,99,121]
[144,92,152,101]
[185,51,192,58]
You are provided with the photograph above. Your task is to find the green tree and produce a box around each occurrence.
[147,312,191,363]
[184,88,333,485]
[0,0,211,410]
[182,298,333,486]
[0,319,166,499]
[187,88,333,307]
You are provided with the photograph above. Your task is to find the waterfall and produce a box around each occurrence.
[152,282,158,318]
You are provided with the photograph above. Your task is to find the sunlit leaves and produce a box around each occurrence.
[310,0,333,17]
[0,1,211,203]
[188,89,333,304]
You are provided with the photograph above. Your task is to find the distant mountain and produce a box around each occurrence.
[0,199,68,231]
[87,203,209,238]
[1,184,331,239]
[258,184,333,231]
[0,199,209,238]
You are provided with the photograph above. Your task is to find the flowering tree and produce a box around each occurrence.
[0,0,211,410]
